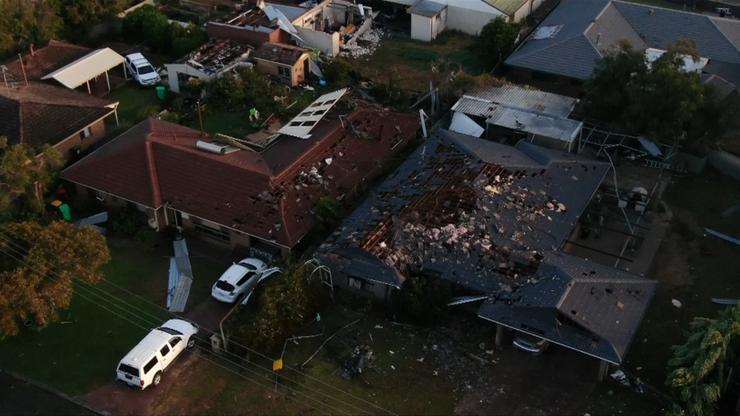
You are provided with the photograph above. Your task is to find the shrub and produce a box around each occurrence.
[476,17,520,71]
[322,58,354,84]
[107,205,145,236]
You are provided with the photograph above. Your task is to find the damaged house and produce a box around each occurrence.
[450,83,583,151]
[60,89,418,258]
[317,128,656,367]
[165,40,253,93]
[207,0,375,57]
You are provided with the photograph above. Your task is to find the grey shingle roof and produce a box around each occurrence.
[506,0,740,81]
[318,129,655,363]
[408,0,447,17]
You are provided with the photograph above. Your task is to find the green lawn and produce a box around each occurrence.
[0,237,223,396]
[349,32,485,91]
[108,84,163,127]
[196,110,255,139]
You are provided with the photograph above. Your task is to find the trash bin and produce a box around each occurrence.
[155,85,167,101]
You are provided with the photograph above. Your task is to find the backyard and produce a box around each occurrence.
[347,32,486,92]
[585,169,740,415]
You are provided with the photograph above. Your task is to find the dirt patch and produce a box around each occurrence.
[82,351,198,416]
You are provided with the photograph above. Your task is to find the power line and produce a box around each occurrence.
[0,226,396,415]
[0,230,390,415]
[0,242,359,416]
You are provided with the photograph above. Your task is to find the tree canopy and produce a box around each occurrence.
[666,305,740,416]
[122,5,207,58]
[0,138,62,221]
[0,221,111,337]
[0,0,126,58]
[580,40,739,147]
[476,17,520,71]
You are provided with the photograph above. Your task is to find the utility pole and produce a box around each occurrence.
[17,54,28,86]
[196,99,204,138]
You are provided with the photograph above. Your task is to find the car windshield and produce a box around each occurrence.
[216,280,235,292]
[157,326,183,336]
[138,65,155,75]
[118,363,139,377]
[237,261,257,270]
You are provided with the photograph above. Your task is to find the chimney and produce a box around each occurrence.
[596,33,601,45]
[29,44,35,57]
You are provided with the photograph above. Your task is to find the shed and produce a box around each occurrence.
[408,1,448,42]
[41,47,125,94]
[252,43,311,87]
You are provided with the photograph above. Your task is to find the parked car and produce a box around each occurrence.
[116,319,198,389]
[211,257,268,303]
[125,53,160,86]
[512,333,549,355]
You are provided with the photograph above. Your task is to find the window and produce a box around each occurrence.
[192,218,230,242]
[79,127,91,139]
[143,357,158,374]
[236,272,254,286]
[169,337,182,348]
[278,66,291,78]
[160,345,170,356]
[118,363,139,377]
[348,277,362,290]
[157,326,183,336]
[215,280,235,292]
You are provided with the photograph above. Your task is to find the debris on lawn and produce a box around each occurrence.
[704,228,740,246]
[341,345,375,379]
[339,28,384,59]
[671,298,682,308]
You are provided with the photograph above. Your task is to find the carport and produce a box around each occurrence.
[41,47,125,94]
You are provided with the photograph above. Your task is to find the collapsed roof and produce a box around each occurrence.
[318,129,656,363]
[61,100,419,248]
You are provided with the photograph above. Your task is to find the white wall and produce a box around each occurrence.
[446,2,502,35]
[295,26,340,56]
[411,14,433,41]
[512,0,544,22]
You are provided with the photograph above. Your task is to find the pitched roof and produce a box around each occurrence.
[41,47,125,89]
[253,42,308,66]
[0,82,116,148]
[484,0,528,16]
[2,40,93,84]
[318,129,655,363]
[506,0,740,81]
[62,109,419,248]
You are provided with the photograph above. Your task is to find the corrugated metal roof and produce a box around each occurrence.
[408,0,447,17]
[468,84,578,117]
[487,106,582,143]
[484,0,528,16]
[41,47,125,89]
[452,84,581,143]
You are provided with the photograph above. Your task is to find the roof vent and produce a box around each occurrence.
[196,140,239,155]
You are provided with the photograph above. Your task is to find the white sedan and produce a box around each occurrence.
[211,258,268,303]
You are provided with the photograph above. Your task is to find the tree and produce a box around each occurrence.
[53,0,127,40]
[666,305,740,416]
[235,261,326,352]
[476,17,520,71]
[0,0,63,58]
[579,40,735,147]
[0,138,63,220]
[0,221,111,337]
[122,5,206,57]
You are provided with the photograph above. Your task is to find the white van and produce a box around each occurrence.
[116,319,198,389]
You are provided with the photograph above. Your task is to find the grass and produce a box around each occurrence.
[223,303,458,415]
[348,32,485,91]
[0,237,223,396]
[108,84,163,126]
[195,110,255,139]
[585,169,740,415]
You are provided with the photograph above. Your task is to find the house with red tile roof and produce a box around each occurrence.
[0,82,119,156]
[60,104,418,255]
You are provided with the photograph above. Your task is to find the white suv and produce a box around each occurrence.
[125,53,160,86]
[116,319,198,389]
[211,257,268,303]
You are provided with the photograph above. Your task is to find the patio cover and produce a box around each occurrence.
[41,48,125,89]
